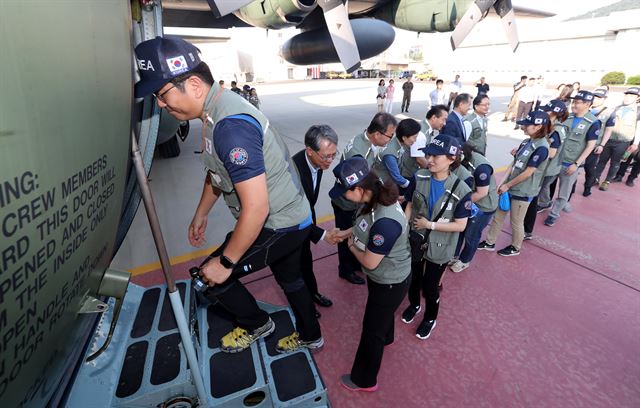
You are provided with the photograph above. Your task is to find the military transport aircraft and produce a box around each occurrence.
[0,1,548,407]
[163,0,538,73]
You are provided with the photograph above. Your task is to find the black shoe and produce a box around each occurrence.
[582,188,592,197]
[477,241,495,251]
[315,309,321,319]
[313,293,333,307]
[497,245,520,257]
[416,319,437,340]
[523,232,533,241]
[536,203,552,213]
[626,179,635,187]
[401,304,421,324]
[612,175,623,183]
[340,273,365,285]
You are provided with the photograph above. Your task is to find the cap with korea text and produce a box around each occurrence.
[134,36,201,98]
[421,134,461,157]
[516,110,550,126]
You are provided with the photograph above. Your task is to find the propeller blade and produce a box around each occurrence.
[318,0,361,73]
[494,0,519,51]
[206,0,255,18]
[450,0,494,51]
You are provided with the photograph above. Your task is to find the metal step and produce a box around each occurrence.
[65,281,329,407]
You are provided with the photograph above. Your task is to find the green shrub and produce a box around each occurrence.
[601,71,625,85]
[627,75,640,85]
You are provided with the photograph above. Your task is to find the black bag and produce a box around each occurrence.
[408,179,461,263]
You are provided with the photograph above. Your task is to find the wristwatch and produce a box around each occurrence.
[220,255,236,269]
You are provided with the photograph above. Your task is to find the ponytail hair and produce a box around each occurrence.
[359,170,399,214]
[461,142,479,168]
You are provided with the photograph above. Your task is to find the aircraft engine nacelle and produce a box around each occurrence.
[373,0,475,33]
[280,18,395,66]
[234,0,317,29]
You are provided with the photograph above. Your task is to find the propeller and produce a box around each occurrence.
[450,0,519,52]
[317,0,361,73]
[206,0,255,18]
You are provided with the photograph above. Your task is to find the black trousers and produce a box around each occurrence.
[202,226,321,341]
[331,202,361,277]
[582,151,599,189]
[300,236,319,296]
[350,276,409,388]
[401,93,411,111]
[617,149,640,180]
[408,259,447,321]
[595,140,630,182]
[524,196,538,234]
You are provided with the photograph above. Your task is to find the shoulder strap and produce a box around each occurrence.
[432,178,461,222]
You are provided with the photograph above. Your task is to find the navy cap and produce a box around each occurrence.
[569,90,594,102]
[329,157,370,199]
[516,110,550,126]
[593,88,608,98]
[421,134,461,157]
[134,36,202,98]
[624,87,640,96]
[540,99,567,114]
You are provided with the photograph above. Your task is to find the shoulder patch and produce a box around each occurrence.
[464,200,472,210]
[479,173,488,181]
[229,147,249,165]
[372,234,385,246]
[532,154,539,162]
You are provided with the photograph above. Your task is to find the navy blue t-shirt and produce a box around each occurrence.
[213,116,265,184]
[367,218,403,255]
[548,131,562,149]
[473,163,493,187]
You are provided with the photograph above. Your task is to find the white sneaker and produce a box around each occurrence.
[450,260,469,273]
[447,257,459,267]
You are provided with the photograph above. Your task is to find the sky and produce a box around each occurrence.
[514,0,621,18]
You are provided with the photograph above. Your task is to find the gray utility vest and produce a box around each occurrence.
[609,105,639,142]
[465,112,488,155]
[543,123,568,177]
[593,106,613,145]
[420,121,437,145]
[452,162,472,186]
[400,142,420,179]
[410,170,472,264]
[465,152,498,213]
[507,137,549,198]
[352,202,411,284]
[201,85,310,229]
[332,131,379,211]
[561,112,598,164]
[373,136,404,183]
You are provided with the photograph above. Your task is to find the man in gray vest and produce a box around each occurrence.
[544,91,600,227]
[331,112,397,285]
[421,105,449,145]
[465,94,490,155]
[595,87,640,190]
[134,37,322,354]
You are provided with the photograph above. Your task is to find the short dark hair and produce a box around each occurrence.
[171,62,214,90]
[521,75,528,81]
[436,79,444,85]
[367,112,397,134]
[304,124,338,150]
[473,95,489,109]
[426,105,448,120]
[453,93,471,109]
[396,118,421,142]
[231,81,237,86]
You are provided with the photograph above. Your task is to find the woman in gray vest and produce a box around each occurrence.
[373,118,420,191]
[328,157,410,392]
[450,143,499,273]
[479,110,551,256]
[524,100,567,239]
[402,135,472,340]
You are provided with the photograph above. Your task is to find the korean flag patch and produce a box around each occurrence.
[358,218,369,232]
[167,56,189,74]
[372,234,384,246]
[577,123,586,130]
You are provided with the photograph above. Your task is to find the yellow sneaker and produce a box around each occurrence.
[276,331,324,354]
[220,318,274,353]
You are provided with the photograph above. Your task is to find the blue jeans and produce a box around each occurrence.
[455,210,494,263]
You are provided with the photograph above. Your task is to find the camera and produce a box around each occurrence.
[189,267,208,292]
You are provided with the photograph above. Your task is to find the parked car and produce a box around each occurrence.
[416,71,437,81]
[327,71,341,79]
[338,72,353,79]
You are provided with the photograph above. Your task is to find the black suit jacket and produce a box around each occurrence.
[292,149,325,243]
[441,113,466,146]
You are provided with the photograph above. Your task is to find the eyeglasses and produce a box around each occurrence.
[379,130,394,139]
[312,150,337,162]
[153,85,176,103]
